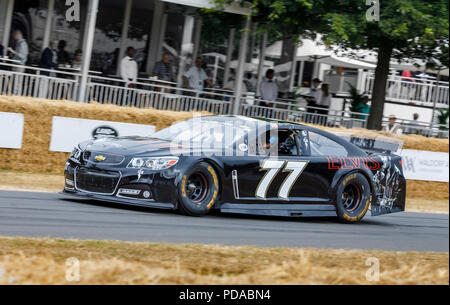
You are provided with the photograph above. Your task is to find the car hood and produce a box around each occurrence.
[79,136,224,156]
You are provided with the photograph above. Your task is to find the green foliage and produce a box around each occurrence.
[322,0,449,66]
[212,0,328,40]
[347,84,365,114]
[437,108,450,130]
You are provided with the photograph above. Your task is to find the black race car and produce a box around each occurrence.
[61,116,406,223]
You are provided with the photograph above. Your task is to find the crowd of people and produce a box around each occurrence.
[0,30,83,74]
[1,31,438,134]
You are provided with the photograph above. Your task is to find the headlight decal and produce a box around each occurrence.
[127,157,179,170]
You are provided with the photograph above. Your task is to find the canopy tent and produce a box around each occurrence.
[265,35,333,59]
[337,50,450,76]
[266,36,376,70]
[203,52,227,62]
[306,54,376,70]
[266,36,448,75]
[229,58,274,72]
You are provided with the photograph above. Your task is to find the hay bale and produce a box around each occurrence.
[0,96,201,173]
[407,181,449,200]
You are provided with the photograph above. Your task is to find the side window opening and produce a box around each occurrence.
[309,132,348,157]
[257,129,299,156]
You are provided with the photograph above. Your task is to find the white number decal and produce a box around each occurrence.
[256,160,285,199]
[256,160,309,199]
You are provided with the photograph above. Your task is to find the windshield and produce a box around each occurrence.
[153,120,248,148]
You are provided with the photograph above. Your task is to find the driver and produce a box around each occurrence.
[278,132,296,155]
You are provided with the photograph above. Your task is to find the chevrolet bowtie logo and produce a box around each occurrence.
[95,155,106,162]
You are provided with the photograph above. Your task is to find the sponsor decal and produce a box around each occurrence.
[326,156,381,171]
[181,175,188,198]
[207,190,218,210]
[207,166,219,188]
[94,155,106,162]
[343,173,357,186]
[238,143,248,152]
[137,169,144,181]
[92,126,119,139]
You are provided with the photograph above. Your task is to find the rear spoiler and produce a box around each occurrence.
[334,132,404,155]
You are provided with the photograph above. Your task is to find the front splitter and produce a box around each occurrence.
[59,189,176,210]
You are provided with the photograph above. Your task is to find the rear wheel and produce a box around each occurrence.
[335,173,371,223]
[177,162,220,216]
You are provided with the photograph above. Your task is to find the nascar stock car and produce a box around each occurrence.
[61,116,406,223]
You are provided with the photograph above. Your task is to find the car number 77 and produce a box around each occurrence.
[255,160,309,200]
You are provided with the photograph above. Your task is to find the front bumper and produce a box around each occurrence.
[63,159,180,210]
[60,188,176,209]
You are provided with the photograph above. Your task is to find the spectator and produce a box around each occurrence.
[304,78,322,122]
[383,115,403,135]
[57,40,70,66]
[71,49,82,69]
[356,95,371,119]
[401,70,413,82]
[7,30,28,72]
[39,40,59,76]
[183,57,214,92]
[407,113,421,134]
[153,52,173,82]
[317,83,331,110]
[307,78,322,105]
[0,44,4,57]
[316,83,331,124]
[245,72,256,92]
[259,69,278,107]
[120,47,138,87]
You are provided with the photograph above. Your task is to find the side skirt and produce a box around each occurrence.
[220,203,337,218]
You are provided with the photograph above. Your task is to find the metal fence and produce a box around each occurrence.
[1,62,447,137]
[85,75,233,115]
[0,66,78,100]
[240,98,369,129]
[362,72,450,106]
[381,117,449,138]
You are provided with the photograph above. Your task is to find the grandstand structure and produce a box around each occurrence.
[0,0,448,137]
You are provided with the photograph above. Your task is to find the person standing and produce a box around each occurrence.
[7,30,28,72]
[407,113,421,135]
[7,30,28,95]
[316,83,331,125]
[259,69,278,107]
[120,47,138,87]
[57,40,70,66]
[153,52,173,82]
[182,57,214,93]
[40,40,59,76]
[71,49,83,70]
[304,78,322,122]
[356,95,371,120]
[153,52,173,93]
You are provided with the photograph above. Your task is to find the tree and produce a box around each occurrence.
[322,0,449,130]
[213,0,449,130]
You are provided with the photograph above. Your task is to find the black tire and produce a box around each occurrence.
[177,162,220,216]
[335,172,371,223]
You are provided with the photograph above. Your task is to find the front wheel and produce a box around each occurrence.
[177,162,220,216]
[335,172,371,223]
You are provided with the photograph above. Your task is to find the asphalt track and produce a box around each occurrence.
[0,190,448,252]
